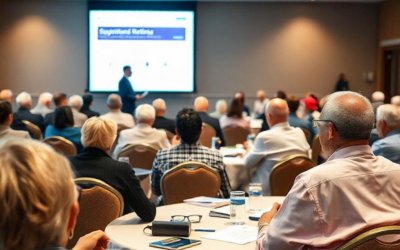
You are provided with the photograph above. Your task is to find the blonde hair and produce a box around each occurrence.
[81,117,117,149]
[0,139,76,250]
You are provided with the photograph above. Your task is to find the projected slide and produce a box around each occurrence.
[89,11,195,92]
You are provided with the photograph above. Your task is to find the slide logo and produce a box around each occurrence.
[98,27,186,40]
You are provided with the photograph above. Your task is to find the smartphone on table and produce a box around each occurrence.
[149,237,201,249]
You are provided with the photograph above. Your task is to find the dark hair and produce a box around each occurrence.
[123,65,131,72]
[227,98,243,118]
[276,90,287,100]
[53,106,74,129]
[175,108,202,144]
[82,94,93,106]
[0,101,12,124]
[236,92,245,104]
[54,93,67,107]
[286,95,300,113]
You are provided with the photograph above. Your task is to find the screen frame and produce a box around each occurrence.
[87,1,197,94]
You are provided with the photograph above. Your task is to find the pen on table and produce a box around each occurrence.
[194,229,216,232]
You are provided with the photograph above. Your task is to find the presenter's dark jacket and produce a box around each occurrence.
[80,105,100,118]
[197,111,226,146]
[68,147,156,221]
[153,116,176,134]
[119,76,136,115]
[15,107,45,133]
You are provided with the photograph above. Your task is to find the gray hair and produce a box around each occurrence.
[377,104,400,127]
[321,91,374,140]
[135,104,155,122]
[16,92,32,107]
[107,94,122,109]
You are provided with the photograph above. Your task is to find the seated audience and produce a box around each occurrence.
[151,108,231,205]
[372,104,400,164]
[371,91,385,114]
[68,117,156,219]
[0,138,109,250]
[209,99,227,119]
[244,98,310,195]
[0,89,13,102]
[286,95,311,133]
[101,94,135,128]
[274,90,287,99]
[44,93,69,127]
[44,106,83,153]
[391,95,400,106]
[254,90,269,118]
[15,91,45,132]
[220,98,251,131]
[235,92,250,116]
[301,96,319,142]
[31,92,53,117]
[113,104,170,158]
[257,91,400,249]
[0,101,30,139]
[194,96,226,146]
[152,98,175,134]
[80,94,100,118]
[69,95,88,127]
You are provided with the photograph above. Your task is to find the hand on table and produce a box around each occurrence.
[72,230,110,250]
[257,203,281,233]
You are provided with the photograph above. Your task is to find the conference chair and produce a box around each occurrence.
[161,161,221,205]
[22,120,43,140]
[336,225,400,250]
[116,143,159,170]
[109,124,130,157]
[222,125,249,146]
[199,123,216,148]
[311,134,322,164]
[270,154,316,196]
[300,127,311,143]
[43,136,77,156]
[67,178,124,249]
[160,129,175,143]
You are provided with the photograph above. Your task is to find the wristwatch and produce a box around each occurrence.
[258,222,270,233]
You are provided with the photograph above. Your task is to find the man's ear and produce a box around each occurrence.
[328,122,336,140]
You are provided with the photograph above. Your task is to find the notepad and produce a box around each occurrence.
[184,196,230,208]
[209,205,230,219]
[201,226,258,245]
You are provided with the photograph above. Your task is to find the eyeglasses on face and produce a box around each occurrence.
[170,215,202,223]
[313,119,339,132]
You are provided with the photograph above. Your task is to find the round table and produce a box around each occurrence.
[105,196,285,250]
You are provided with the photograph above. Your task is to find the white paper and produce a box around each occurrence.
[184,196,230,208]
[249,205,273,219]
[141,91,149,98]
[202,226,258,245]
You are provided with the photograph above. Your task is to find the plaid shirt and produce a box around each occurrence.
[151,142,231,203]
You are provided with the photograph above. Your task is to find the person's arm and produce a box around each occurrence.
[72,230,109,250]
[215,122,226,146]
[244,135,267,168]
[150,153,162,202]
[119,80,136,100]
[217,162,232,198]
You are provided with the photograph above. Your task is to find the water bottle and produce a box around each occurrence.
[247,134,255,148]
[230,191,246,225]
[249,183,263,212]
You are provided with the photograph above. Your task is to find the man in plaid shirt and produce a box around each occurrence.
[151,108,231,205]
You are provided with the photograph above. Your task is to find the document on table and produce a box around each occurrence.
[201,226,258,245]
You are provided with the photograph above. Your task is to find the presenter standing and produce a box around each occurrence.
[119,65,141,115]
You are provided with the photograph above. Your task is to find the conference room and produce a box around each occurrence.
[1,0,400,249]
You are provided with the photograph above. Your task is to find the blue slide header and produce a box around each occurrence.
[98,27,186,40]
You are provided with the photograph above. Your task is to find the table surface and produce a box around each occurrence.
[105,196,285,250]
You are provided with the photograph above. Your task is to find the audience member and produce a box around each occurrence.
[0,101,30,139]
[31,92,53,117]
[235,92,250,116]
[254,90,269,118]
[274,90,287,100]
[257,91,400,249]
[334,72,349,91]
[0,138,109,250]
[101,94,135,128]
[194,96,226,146]
[319,95,329,110]
[80,94,100,118]
[219,98,251,131]
[244,98,310,195]
[286,95,311,132]
[372,104,400,164]
[113,104,170,158]
[151,108,231,205]
[391,95,400,106]
[301,96,319,142]
[44,106,83,153]
[0,89,13,102]
[371,91,385,114]
[209,99,227,119]
[68,117,156,219]
[44,93,68,127]
[152,98,175,134]
[69,95,88,127]
[15,91,45,132]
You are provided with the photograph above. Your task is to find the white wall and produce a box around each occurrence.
[0,1,378,117]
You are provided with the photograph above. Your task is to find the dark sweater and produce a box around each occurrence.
[68,147,156,221]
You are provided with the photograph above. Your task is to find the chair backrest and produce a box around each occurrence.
[22,120,43,140]
[160,129,175,142]
[117,143,158,170]
[109,124,130,157]
[199,123,216,148]
[300,127,311,143]
[336,226,400,250]
[43,136,77,156]
[222,125,249,146]
[161,161,221,205]
[311,134,322,163]
[270,154,316,196]
[67,177,124,249]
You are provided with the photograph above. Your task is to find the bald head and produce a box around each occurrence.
[0,89,13,102]
[257,90,265,102]
[194,96,209,112]
[372,91,385,103]
[152,98,167,116]
[265,98,289,127]
[391,95,400,106]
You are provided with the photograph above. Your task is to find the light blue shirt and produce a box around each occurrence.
[44,125,83,153]
[372,129,400,164]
